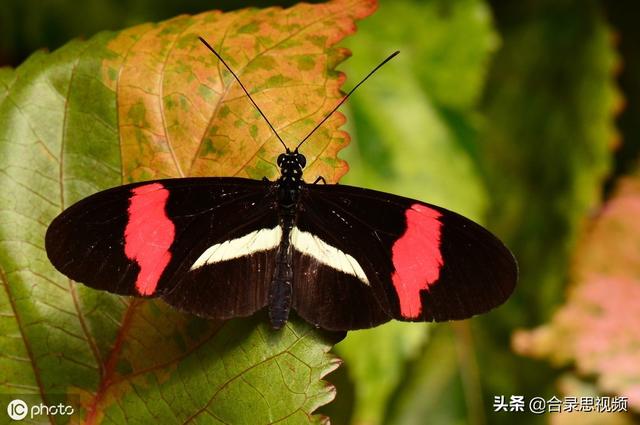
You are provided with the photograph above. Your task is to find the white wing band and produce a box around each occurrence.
[190,226,282,270]
[190,225,369,285]
[291,227,369,285]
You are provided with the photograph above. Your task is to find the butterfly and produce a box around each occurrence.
[45,37,517,331]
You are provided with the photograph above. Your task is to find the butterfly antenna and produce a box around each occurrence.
[294,50,400,152]
[199,37,289,152]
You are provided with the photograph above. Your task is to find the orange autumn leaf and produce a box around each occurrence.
[101,0,376,184]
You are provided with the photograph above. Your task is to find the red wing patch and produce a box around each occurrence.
[124,183,175,295]
[391,204,443,318]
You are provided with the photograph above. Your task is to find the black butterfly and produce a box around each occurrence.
[45,37,517,331]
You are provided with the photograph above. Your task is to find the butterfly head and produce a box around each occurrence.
[277,149,306,184]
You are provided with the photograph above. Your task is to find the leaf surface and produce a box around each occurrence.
[479,0,620,322]
[0,0,376,422]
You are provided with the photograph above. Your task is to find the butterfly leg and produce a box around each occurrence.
[312,176,327,185]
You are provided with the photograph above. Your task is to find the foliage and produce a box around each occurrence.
[2,0,640,424]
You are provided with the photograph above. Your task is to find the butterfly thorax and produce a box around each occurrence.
[275,151,305,208]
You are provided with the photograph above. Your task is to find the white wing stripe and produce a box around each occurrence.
[291,227,369,285]
[190,226,282,270]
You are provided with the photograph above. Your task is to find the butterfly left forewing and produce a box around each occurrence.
[46,177,279,319]
[293,183,517,329]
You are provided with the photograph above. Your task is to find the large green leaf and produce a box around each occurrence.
[0,0,376,422]
[479,0,620,324]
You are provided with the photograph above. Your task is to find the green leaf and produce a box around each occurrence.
[385,325,467,425]
[0,0,376,422]
[479,0,620,323]
[334,322,429,424]
[333,0,498,423]
[340,0,496,220]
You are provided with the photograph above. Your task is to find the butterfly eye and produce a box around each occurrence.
[297,154,306,168]
[277,154,286,167]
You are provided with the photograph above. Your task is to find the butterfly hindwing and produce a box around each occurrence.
[293,183,517,329]
[291,240,392,331]
[46,177,278,318]
[160,222,280,320]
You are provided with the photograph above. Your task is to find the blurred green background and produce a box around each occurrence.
[2,0,639,424]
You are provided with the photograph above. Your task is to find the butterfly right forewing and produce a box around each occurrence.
[286,183,517,330]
